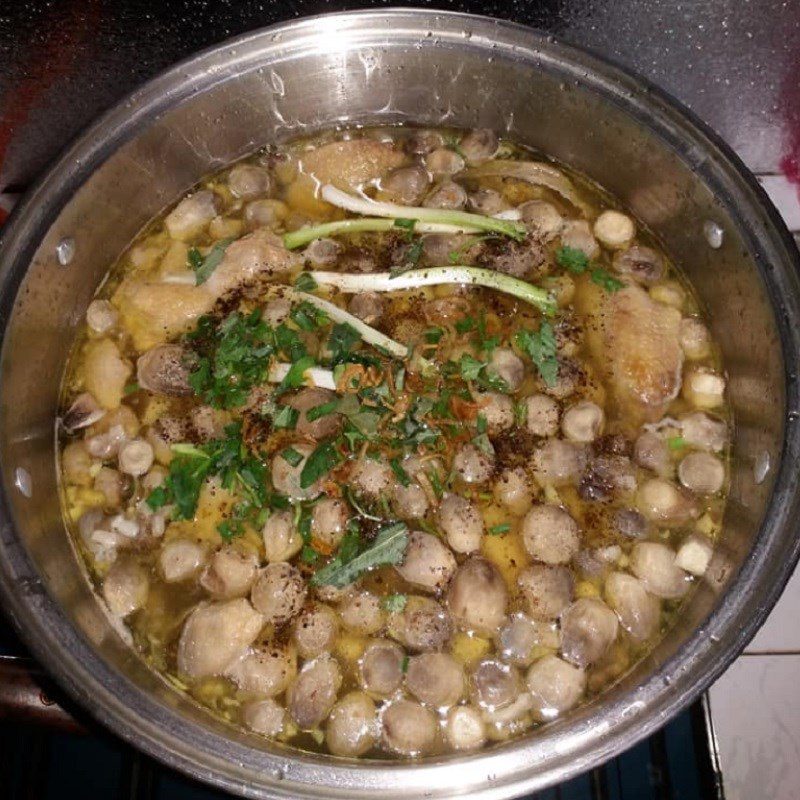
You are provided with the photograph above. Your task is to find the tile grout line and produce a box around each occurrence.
[740,650,800,656]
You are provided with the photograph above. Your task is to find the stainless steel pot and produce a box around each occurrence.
[1,9,799,798]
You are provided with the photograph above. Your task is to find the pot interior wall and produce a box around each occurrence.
[0,14,792,798]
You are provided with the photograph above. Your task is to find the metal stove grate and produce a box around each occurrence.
[0,616,723,800]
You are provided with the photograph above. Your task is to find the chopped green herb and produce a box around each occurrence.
[290,301,328,331]
[406,238,424,266]
[455,316,477,334]
[396,402,440,448]
[459,354,484,381]
[306,399,339,422]
[341,422,365,451]
[337,393,382,438]
[424,327,444,344]
[556,245,589,274]
[326,323,362,365]
[281,446,304,468]
[431,389,455,420]
[516,322,559,388]
[187,310,275,409]
[310,521,409,587]
[299,439,342,489]
[390,237,424,277]
[667,435,686,450]
[276,354,316,395]
[488,522,511,535]
[472,432,495,456]
[274,323,308,362]
[381,593,408,613]
[339,520,363,560]
[294,271,318,293]
[478,371,509,393]
[476,333,500,354]
[189,237,236,285]
[476,413,488,435]
[272,405,299,430]
[296,504,314,543]
[218,518,243,541]
[401,655,410,673]
[123,381,140,396]
[300,545,320,564]
[145,485,169,510]
[390,456,411,487]
[146,423,269,532]
[514,400,527,427]
[187,247,203,272]
[427,468,444,499]
[457,353,509,394]
[590,268,624,292]
[393,217,417,234]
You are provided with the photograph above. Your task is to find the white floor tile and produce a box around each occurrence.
[758,175,800,232]
[709,655,800,800]
[745,564,800,653]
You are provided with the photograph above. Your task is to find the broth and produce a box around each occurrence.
[58,126,729,758]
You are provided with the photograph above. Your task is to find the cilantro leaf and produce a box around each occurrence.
[310,521,409,587]
[556,246,589,274]
[459,354,484,381]
[389,236,424,277]
[272,405,299,430]
[338,521,362,562]
[455,316,477,334]
[390,456,411,487]
[186,310,275,409]
[590,268,625,292]
[294,272,318,292]
[406,238,424,266]
[276,354,316,395]
[516,322,559,388]
[427,468,444,499]
[190,237,236,285]
[472,431,495,456]
[306,399,339,422]
[301,545,320,564]
[326,323,362,365]
[424,327,444,344]
[281,446,304,467]
[290,301,328,331]
[299,439,342,489]
[382,593,408,613]
[393,218,416,234]
[488,522,511,535]
[146,423,270,532]
[187,247,203,272]
[274,323,307,361]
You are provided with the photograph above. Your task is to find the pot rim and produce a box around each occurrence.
[1,9,799,799]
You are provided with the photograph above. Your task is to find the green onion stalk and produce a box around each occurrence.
[308,266,556,316]
[288,289,409,360]
[317,184,527,240]
[283,217,479,250]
